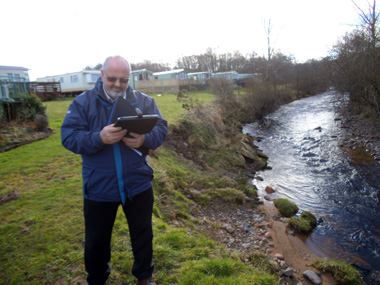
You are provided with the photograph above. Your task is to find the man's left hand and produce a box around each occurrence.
[122,132,145,148]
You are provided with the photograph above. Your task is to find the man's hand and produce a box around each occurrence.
[100,124,127,144]
[122,132,145,149]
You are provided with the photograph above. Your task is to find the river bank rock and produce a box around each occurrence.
[338,112,380,162]
[238,136,268,170]
[303,270,322,284]
[265,186,276,194]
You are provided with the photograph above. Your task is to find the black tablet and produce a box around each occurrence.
[114,115,159,134]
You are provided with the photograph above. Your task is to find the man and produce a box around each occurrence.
[61,56,167,285]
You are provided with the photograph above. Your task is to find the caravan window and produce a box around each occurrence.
[91,74,99,82]
[71,75,79,83]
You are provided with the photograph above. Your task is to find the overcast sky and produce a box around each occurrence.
[0,0,372,80]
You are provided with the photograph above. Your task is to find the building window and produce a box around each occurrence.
[60,77,64,83]
[14,74,21,81]
[91,74,99,82]
[70,75,79,83]
[7,73,14,81]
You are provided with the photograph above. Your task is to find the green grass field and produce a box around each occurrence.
[0,92,278,284]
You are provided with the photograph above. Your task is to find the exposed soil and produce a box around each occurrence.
[0,190,21,206]
[181,196,336,284]
[0,121,53,153]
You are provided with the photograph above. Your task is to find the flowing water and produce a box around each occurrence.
[243,91,380,284]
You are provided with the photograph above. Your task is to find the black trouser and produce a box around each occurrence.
[83,188,154,284]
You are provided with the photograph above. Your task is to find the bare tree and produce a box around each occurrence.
[262,19,275,81]
[333,0,380,114]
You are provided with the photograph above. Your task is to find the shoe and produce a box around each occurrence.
[136,277,156,285]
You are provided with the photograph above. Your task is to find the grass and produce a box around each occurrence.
[288,211,317,234]
[312,259,364,285]
[273,198,299,217]
[149,91,215,126]
[0,91,279,284]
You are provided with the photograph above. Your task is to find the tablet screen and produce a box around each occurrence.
[114,115,159,134]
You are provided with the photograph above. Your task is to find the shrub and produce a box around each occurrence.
[313,259,364,285]
[16,93,47,122]
[177,89,188,100]
[242,82,279,122]
[34,114,49,131]
[208,78,236,104]
[274,198,298,217]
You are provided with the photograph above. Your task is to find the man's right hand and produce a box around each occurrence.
[100,124,127,144]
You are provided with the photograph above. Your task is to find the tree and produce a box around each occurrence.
[263,19,275,81]
[130,60,170,72]
[332,0,380,114]
[84,63,102,70]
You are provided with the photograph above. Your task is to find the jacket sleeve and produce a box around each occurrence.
[142,97,168,150]
[61,97,105,155]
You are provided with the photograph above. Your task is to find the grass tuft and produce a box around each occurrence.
[312,259,364,285]
[274,198,299,217]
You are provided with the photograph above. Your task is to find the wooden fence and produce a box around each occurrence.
[26,82,62,101]
[137,79,202,93]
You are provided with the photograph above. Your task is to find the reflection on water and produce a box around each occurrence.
[243,92,380,284]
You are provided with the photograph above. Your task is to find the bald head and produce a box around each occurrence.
[102,56,131,74]
[101,56,131,99]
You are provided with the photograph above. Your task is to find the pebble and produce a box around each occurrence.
[195,202,295,283]
[303,270,322,284]
[275,253,284,260]
[265,186,276,193]
[339,113,380,162]
[283,267,294,277]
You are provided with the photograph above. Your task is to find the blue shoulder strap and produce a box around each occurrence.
[97,94,130,204]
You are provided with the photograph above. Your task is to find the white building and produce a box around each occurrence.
[0,65,30,82]
[37,70,101,94]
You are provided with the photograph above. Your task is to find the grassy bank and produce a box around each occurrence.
[0,92,278,284]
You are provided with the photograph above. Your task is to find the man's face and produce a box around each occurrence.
[101,58,130,98]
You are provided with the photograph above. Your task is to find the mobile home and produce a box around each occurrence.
[187,72,212,84]
[0,65,30,82]
[211,71,239,83]
[37,70,101,95]
[129,69,153,90]
[153,69,187,80]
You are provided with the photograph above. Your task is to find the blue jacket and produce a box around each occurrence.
[61,77,167,203]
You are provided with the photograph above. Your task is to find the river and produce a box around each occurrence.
[242,91,380,284]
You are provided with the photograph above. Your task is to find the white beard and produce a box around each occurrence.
[108,90,125,98]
